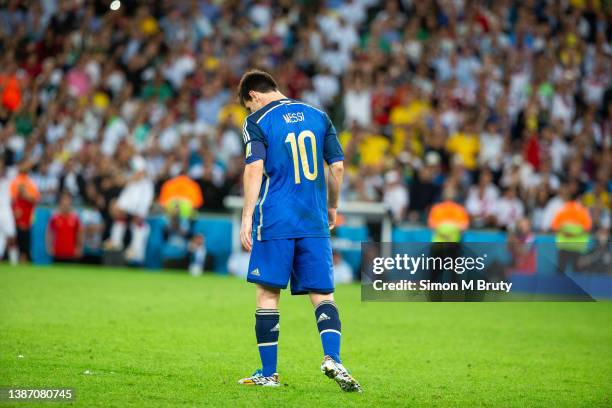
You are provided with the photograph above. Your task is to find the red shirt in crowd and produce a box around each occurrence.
[49,212,81,259]
[12,197,36,229]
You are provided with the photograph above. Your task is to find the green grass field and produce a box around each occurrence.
[1,265,611,407]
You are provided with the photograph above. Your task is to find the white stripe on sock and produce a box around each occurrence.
[319,329,341,336]
[257,342,278,347]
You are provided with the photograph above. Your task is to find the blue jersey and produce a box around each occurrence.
[243,98,344,241]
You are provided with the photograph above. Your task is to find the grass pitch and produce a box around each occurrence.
[0,265,610,407]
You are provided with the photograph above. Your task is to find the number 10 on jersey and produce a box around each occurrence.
[285,130,318,184]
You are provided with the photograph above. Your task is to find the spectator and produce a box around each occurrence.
[478,119,504,174]
[80,194,105,264]
[162,201,209,275]
[446,120,480,174]
[428,187,469,243]
[162,202,193,269]
[495,187,525,230]
[551,198,592,274]
[408,164,440,222]
[343,74,372,128]
[382,170,408,224]
[58,158,85,204]
[31,160,58,205]
[9,163,39,262]
[46,192,83,263]
[465,169,499,228]
[507,217,537,275]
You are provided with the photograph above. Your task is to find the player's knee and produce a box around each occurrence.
[112,210,127,221]
[309,292,334,307]
[256,285,280,309]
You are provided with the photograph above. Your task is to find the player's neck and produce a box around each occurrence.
[259,91,288,106]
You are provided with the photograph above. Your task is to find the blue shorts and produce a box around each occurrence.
[247,237,334,295]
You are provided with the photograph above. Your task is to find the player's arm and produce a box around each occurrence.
[241,160,263,252]
[322,114,344,230]
[240,118,267,251]
[327,161,344,230]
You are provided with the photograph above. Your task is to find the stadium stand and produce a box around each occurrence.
[0,0,609,275]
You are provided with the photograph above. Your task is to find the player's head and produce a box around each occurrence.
[58,191,73,212]
[238,70,279,112]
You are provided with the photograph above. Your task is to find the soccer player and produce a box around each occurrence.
[105,156,153,263]
[0,159,18,264]
[236,70,361,392]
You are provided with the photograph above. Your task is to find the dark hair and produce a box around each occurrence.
[237,70,278,106]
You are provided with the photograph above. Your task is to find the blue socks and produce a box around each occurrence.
[255,308,279,376]
[255,302,341,375]
[315,301,342,363]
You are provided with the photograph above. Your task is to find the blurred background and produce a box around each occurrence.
[0,0,609,281]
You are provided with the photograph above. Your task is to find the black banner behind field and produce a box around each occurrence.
[360,242,612,302]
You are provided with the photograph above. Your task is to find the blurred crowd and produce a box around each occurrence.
[0,0,610,265]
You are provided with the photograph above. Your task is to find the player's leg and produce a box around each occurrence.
[6,236,18,265]
[106,203,127,250]
[124,180,153,262]
[125,216,150,263]
[238,287,281,387]
[310,292,341,363]
[0,229,5,261]
[239,238,294,386]
[0,211,17,264]
[292,237,361,392]
[254,285,280,378]
[16,227,31,262]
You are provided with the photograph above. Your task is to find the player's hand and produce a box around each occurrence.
[328,207,337,230]
[240,218,253,252]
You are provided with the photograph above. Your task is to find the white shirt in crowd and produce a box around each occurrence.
[466,185,500,220]
[494,196,525,228]
[383,172,408,223]
[343,88,372,127]
[479,131,504,171]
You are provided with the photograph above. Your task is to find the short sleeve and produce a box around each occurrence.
[243,117,267,164]
[323,114,344,164]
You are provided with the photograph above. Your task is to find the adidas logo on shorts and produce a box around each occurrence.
[250,268,260,276]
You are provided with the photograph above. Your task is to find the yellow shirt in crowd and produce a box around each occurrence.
[583,190,611,209]
[446,132,480,170]
[218,103,248,129]
[389,100,429,156]
[339,130,390,167]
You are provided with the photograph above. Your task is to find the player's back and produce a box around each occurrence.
[244,98,343,241]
